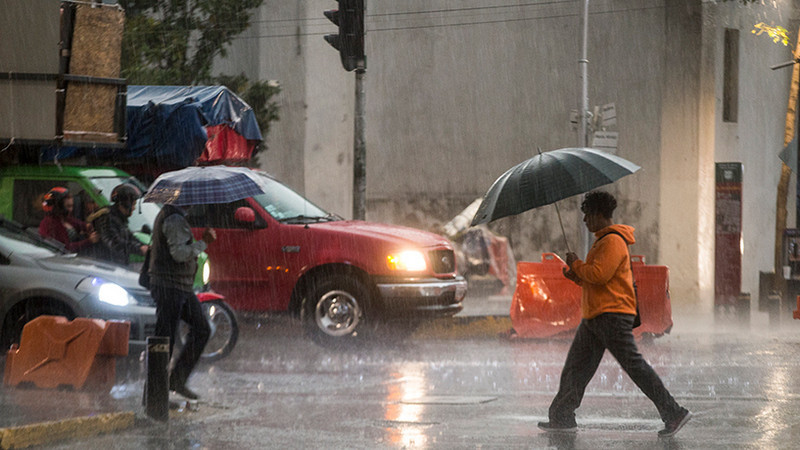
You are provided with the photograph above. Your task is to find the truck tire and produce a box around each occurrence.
[304,276,370,345]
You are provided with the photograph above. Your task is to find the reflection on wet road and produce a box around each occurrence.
[29,314,800,449]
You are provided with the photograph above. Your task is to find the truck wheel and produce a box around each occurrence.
[304,276,370,344]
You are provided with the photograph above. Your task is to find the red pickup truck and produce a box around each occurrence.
[185,171,467,344]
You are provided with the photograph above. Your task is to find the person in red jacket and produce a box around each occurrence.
[538,191,691,438]
[38,187,99,253]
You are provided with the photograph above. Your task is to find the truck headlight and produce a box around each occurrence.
[203,260,211,285]
[387,250,427,272]
[76,277,134,307]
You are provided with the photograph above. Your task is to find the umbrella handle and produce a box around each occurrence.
[554,202,571,253]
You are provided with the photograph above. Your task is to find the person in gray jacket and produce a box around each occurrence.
[147,203,216,400]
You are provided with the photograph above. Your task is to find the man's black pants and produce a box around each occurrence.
[548,313,684,426]
[152,285,210,389]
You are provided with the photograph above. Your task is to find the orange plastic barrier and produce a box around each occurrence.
[510,254,673,339]
[630,255,673,338]
[4,315,130,390]
[510,254,582,338]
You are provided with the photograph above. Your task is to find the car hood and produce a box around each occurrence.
[311,220,451,248]
[35,255,142,289]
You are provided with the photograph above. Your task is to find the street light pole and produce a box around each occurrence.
[578,0,591,255]
[578,0,590,148]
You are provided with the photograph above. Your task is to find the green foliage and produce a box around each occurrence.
[119,0,279,158]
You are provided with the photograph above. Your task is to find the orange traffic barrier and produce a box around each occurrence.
[630,255,673,338]
[794,295,800,320]
[509,253,673,339]
[3,315,130,390]
[510,253,582,339]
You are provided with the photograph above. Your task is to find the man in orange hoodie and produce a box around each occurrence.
[538,191,691,437]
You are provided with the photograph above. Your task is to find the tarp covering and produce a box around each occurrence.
[42,85,262,169]
[127,85,262,166]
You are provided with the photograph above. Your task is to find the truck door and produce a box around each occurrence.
[186,199,283,311]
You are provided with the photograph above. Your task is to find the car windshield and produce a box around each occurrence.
[249,172,334,222]
[0,220,62,258]
[89,176,162,233]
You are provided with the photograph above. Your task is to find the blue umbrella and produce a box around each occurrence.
[471,147,641,249]
[143,166,268,206]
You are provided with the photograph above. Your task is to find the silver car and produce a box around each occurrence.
[0,216,156,352]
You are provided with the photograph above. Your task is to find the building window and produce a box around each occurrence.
[723,28,739,123]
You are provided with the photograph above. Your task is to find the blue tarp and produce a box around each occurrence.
[43,85,262,168]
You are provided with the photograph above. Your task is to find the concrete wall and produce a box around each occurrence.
[703,1,795,313]
[214,0,797,318]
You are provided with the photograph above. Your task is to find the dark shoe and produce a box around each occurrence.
[537,421,577,433]
[170,383,199,400]
[658,410,692,437]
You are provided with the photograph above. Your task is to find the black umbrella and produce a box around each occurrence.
[470,147,641,249]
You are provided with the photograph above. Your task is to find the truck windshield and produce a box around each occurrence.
[89,176,162,233]
[249,172,330,221]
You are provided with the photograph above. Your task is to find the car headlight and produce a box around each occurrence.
[76,277,135,307]
[386,250,428,272]
[203,260,211,285]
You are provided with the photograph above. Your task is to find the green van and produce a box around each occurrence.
[0,165,210,288]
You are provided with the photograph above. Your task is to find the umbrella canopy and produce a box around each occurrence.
[142,166,267,206]
[471,148,641,226]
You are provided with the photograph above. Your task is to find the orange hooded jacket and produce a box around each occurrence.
[570,224,636,320]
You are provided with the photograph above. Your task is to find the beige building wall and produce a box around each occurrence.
[215,0,796,321]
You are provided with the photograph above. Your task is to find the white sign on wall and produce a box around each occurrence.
[592,131,618,152]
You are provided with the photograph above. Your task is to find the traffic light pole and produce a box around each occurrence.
[353,68,366,220]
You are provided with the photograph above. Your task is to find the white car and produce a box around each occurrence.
[0,215,156,352]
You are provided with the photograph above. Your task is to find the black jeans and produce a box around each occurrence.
[548,313,685,426]
[152,285,210,388]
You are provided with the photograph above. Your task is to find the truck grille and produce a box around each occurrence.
[429,249,455,274]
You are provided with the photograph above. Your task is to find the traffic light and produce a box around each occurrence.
[324,0,365,72]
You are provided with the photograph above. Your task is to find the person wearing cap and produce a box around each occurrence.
[89,183,149,266]
[38,186,99,253]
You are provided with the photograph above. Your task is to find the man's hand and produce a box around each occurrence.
[565,252,578,267]
[562,266,580,285]
[202,228,217,245]
[140,244,149,256]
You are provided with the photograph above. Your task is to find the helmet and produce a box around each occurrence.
[42,187,70,214]
[111,184,142,209]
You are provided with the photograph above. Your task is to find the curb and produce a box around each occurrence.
[412,315,513,339]
[0,411,134,449]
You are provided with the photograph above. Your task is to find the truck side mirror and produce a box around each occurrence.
[234,207,257,225]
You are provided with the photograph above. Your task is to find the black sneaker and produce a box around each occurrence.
[170,383,200,400]
[658,410,692,437]
[537,421,577,433]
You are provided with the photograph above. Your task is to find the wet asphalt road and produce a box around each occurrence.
[21,311,800,449]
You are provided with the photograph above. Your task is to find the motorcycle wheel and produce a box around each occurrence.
[180,299,239,362]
